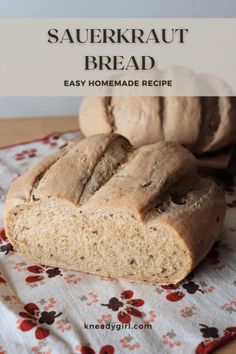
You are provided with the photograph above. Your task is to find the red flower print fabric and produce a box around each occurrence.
[0,131,236,354]
[18,302,62,340]
[101,290,145,324]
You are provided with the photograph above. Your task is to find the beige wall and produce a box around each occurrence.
[0,98,81,119]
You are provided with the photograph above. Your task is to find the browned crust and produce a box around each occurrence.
[81,141,197,220]
[202,97,236,152]
[3,143,74,218]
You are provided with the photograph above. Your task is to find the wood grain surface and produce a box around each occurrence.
[0,116,79,148]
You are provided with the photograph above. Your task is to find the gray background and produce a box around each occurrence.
[1,0,236,118]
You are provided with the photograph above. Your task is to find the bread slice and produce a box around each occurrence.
[79,97,113,136]
[111,96,163,147]
[200,97,236,153]
[4,135,225,285]
[195,75,236,153]
[163,97,201,148]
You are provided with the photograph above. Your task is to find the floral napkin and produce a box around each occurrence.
[0,132,236,354]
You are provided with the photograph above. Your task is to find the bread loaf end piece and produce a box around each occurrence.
[79,97,113,136]
[201,97,236,153]
[4,136,225,285]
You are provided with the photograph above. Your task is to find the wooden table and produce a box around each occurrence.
[0,115,79,148]
[0,116,235,353]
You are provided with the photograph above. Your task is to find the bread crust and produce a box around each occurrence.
[202,97,236,152]
[79,97,113,136]
[3,143,75,218]
[81,141,196,219]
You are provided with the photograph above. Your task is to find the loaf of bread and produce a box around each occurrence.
[79,96,236,154]
[4,134,225,284]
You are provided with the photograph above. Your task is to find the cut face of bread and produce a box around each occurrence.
[4,135,225,285]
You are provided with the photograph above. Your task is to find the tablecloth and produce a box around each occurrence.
[0,132,236,354]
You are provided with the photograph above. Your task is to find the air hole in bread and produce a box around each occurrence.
[32,195,40,201]
[141,181,152,188]
[161,268,167,274]
[129,259,137,266]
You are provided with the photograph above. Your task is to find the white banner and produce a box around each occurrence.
[0,19,235,96]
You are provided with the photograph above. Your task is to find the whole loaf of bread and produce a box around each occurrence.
[79,97,236,153]
[4,134,225,284]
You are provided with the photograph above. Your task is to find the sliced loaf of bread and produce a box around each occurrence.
[79,96,236,154]
[4,134,225,284]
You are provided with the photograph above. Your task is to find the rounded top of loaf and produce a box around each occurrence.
[4,134,197,221]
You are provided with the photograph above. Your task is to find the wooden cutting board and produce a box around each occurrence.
[196,145,236,175]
